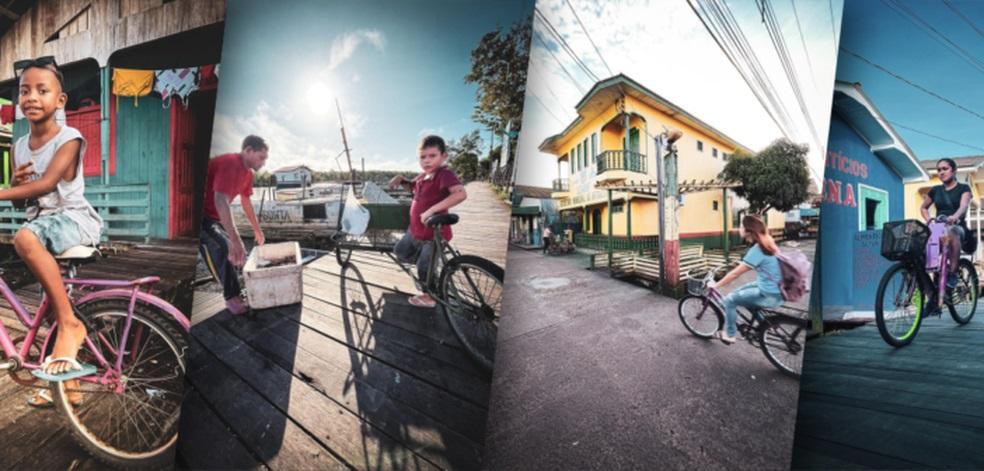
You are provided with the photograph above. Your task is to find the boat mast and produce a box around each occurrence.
[336,99,357,183]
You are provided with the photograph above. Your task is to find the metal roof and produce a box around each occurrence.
[832,81,928,183]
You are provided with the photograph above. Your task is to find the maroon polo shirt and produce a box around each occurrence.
[409,166,461,241]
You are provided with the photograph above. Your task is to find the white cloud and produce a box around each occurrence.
[210,100,393,172]
[211,100,336,171]
[327,29,386,70]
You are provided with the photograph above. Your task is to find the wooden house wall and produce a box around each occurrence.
[88,93,171,239]
[0,0,226,82]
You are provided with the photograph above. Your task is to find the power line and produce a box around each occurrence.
[888,120,984,153]
[943,0,984,41]
[564,0,614,77]
[841,47,984,123]
[534,7,600,83]
[528,91,567,127]
[828,0,837,45]
[760,0,822,151]
[790,0,820,96]
[532,30,588,95]
[688,0,796,139]
[883,0,984,75]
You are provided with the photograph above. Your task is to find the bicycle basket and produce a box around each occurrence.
[686,278,707,296]
[881,220,929,261]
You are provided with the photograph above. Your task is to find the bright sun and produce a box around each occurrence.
[306,82,333,116]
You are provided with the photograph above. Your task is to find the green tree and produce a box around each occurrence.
[448,130,483,182]
[465,17,532,134]
[719,138,811,214]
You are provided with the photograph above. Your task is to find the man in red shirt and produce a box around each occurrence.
[200,135,268,315]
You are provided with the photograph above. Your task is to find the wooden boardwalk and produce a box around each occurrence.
[0,239,198,470]
[177,182,509,470]
[791,310,984,469]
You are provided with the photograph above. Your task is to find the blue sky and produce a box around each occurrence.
[210,0,532,171]
[514,0,842,188]
[836,0,984,161]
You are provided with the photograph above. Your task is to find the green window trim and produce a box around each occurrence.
[858,183,889,231]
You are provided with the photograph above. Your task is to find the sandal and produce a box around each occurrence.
[26,388,84,408]
[714,331,736,345]
[31,356,97,382]
[407,294,437,308]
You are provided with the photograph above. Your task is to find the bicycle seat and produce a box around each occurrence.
[426,213,459,227]
[54,245,101,263]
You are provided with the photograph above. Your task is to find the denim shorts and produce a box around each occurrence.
[22,213,88,254]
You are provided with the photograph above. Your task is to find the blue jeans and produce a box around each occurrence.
[722,284,784,337]
[393,232,436,290]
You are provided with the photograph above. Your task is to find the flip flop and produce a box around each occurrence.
[407,295,437,308]
[26,389,54,409]
[26,388,84,408]
[31,356,97,382]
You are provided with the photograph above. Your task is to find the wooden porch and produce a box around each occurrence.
[792,312,984,469]
[177,182,510,470]
[0,239,199,470]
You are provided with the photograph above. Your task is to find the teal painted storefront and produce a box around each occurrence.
[95,94,171,239]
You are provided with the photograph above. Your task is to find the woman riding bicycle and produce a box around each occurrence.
[708,215,783,344]
[920,158,971,295]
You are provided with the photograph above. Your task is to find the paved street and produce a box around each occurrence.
[483,245,806,470]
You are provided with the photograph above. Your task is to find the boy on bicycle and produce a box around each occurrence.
[200,135,268,315]
[8,58,103,394]
[920,158,971,294]
[388,135,467,308]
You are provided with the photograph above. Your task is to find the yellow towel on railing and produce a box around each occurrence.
[112,68,154,107]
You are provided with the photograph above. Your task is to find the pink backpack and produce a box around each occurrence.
[774,250,811,302]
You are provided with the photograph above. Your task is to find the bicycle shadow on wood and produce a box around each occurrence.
[334,259,488,470]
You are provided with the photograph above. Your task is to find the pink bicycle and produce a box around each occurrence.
[0,246,189,469]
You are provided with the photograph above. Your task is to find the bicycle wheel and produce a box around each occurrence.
[875,262,923,347]
[51,298,188,470]
[759,315,806,378]
[677,295,723,338]
[439,255,503,372]
[947,258,979,325]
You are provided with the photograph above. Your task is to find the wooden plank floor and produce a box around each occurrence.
[177,182,510,470]
[0,239,198,470]
[791,307,984,469]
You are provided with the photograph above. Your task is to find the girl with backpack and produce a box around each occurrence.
[708,215,784,344]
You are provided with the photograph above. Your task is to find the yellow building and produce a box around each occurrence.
[904,156,984,258]
[541,74,784,249]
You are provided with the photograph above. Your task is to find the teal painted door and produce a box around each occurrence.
[629,128,640,153]
[592,209,602,235]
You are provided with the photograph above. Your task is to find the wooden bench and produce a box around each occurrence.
[591,244,710,281]
[0,184,151,242]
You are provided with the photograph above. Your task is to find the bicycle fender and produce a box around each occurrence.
[75,289,191,332]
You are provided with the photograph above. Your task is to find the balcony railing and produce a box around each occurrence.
[552,178,569,192]
[595,150,647,174]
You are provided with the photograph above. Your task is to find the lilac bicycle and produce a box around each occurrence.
[876,217,978,347]
[0,246,189,469]
[677,265,807,378]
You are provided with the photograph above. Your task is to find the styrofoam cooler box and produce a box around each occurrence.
[243,241,303,309]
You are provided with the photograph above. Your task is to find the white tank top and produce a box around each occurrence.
[13,126,103,244]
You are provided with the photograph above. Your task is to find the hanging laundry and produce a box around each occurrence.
[154,67,200,109]
[199,64,219,90]
[0,104,13,125]
[112,68,154,108]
